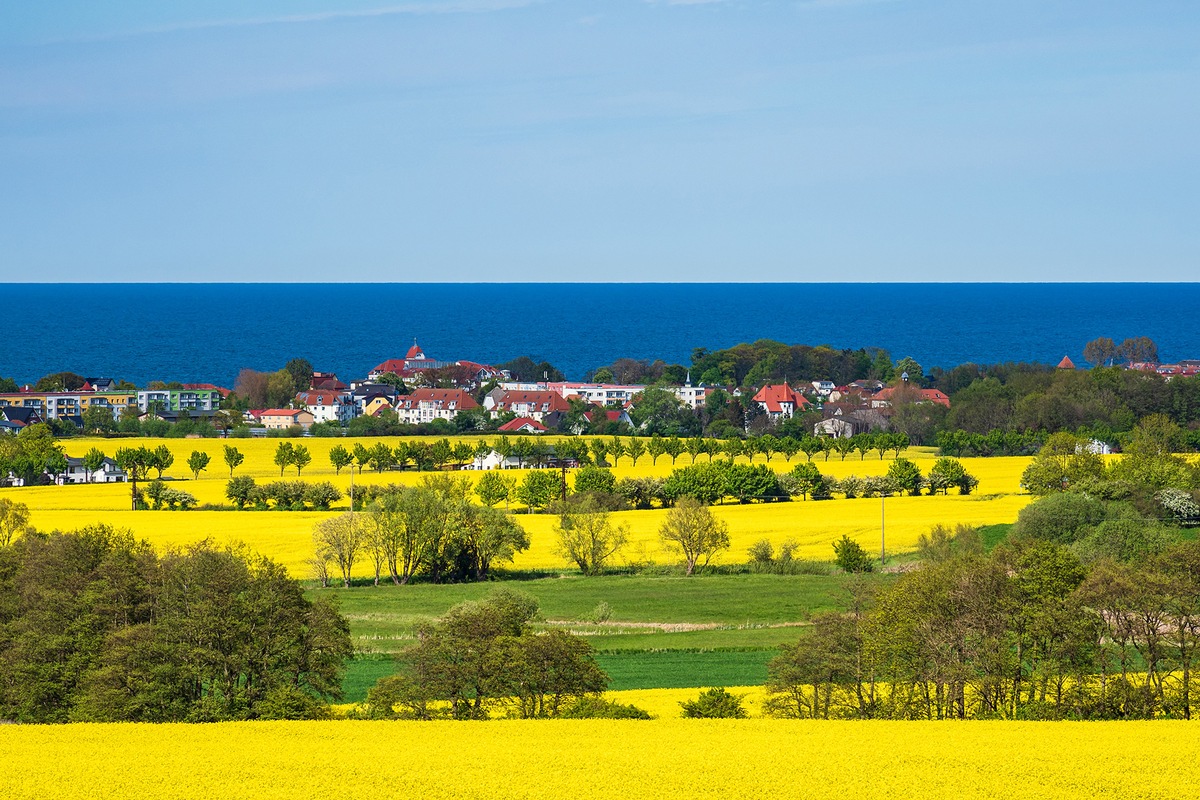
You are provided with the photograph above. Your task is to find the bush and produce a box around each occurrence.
[680,688,748,719]
[573,465,616,495]
[615,477,665,510]
[662,462,727,505]
[559,696,651,719]
[1012,492,1106,544]
[833,534,874,573]
[226,476,258,509]
[304,481,343,510]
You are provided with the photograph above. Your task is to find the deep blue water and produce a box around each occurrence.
[2,283,1198,387]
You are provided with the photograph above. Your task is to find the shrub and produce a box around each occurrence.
[304,481,343,510]
[1013,492,1106,544]
[573,465,616,495]
[681,687,747,719]
[559,696,651,719]
[225,476,258,509]
[833,535,874,573]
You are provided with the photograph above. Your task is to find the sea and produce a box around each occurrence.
[3,283,1198,387]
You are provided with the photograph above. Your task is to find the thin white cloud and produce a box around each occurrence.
[43,0,545,44]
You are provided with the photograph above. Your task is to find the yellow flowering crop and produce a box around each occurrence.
[2,718,1196,800]
[4,437,1035,576]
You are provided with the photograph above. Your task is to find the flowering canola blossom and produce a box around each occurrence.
[2,719,1197,800]
[4,437,1035,575]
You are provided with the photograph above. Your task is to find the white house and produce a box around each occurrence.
[811,380,836,397]
[56,456,127,485]
[393,388,479,425]
[296,390,355,425]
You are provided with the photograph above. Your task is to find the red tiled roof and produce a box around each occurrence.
[874,387,951,408]
[1057,356,1076,370]
[296,390,346,406]
[261,408,306,417]
[498,417,547,432]
[406,342,425,360]
[751,384,810,413]
[394,388,479,411]
[371,359,408,375]
[493,390,571,414]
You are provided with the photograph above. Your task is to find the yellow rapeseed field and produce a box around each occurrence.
[2,718,1195,800]
[3,437,1035,576]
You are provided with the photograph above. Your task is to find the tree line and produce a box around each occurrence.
[763,415,1200,721]
[0,526,352,723]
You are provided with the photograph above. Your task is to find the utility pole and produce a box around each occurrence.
[881,491,887,566]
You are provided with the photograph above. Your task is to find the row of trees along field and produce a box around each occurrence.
[325,431,915,474]
[0,527,352,723]
[310,457,979,585]
[762,416,1200,721]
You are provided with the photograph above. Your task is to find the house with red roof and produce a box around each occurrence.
[368,341,505,387]
[296,389,354,425]
[871,386,951,409]
[498,417,547,434]
[751,384,811,420]
[393,388,479,425]
[483,388,572,421]
[260,408,315,430]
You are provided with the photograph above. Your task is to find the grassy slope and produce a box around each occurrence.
[324,572,889,700]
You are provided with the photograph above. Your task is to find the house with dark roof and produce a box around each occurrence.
[55,456,126,485]
[0,406,43,428]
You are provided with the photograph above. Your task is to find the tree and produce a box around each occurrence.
[788,462,824,501]
[284,357,314,395]
[886,457,923,496]
[186,450,211,480]
[658,497,730,575]
[681,687,747,719]
[1083,337,1117,368]
[82,447,107,484]
[0,532,351,723]
[929,457,977,495]
[833,535,874,573]
[150,445,174,479]
[81,406,117,435]
[1020,433,1105,495]
[223,445,244,477]
[1116,336,1158,364]
[329,444,354,475]
[646,434,667,465]
[625,438,646,466]
[0,498,31,546]
[1012,492,1106,544]
[475,471,516,507]
[573,465,616,496]
[554,497,629,575]
[608,436,627,467]
[459,505,531,580]
[225,476,258,509]
[114,446,155,510]
[517,470,561,513]
[291,444,312,476]
[313,513,362,588]
[274,442,295,477]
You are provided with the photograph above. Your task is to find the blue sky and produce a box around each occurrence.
[2,1,1197,282]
